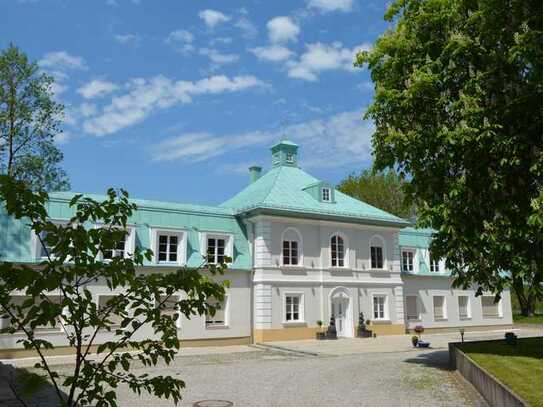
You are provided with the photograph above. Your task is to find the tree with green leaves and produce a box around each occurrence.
[0,44,70,192]
[0,176,227,406]
[357,0,543,315]
[337,169,415,219]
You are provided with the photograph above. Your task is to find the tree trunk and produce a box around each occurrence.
[512,278,537,317]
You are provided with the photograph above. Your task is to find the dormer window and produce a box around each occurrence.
[322,188,331,202]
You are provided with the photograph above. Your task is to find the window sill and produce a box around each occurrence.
[434,318,448,322]
[330,267,351,271]
[280,265,305,270]
[371,319,391,324]
[459,317,472,321]
[282,321,306,327]
[368,268,387,272]
[407,318,421,322]
[205,324,229,330]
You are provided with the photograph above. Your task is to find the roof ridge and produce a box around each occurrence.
[260,166,284,204]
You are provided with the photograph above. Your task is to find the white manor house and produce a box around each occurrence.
[0,141,512,354]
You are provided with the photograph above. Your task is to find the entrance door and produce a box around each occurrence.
[332,297,349,337]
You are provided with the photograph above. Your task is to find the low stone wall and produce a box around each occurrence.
[449,341,528,407]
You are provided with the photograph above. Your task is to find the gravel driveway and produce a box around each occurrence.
[2,344,489,407]
[48,347,481,407]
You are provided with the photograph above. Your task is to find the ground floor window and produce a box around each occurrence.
[458,295,470,319]
[481,296,500,319]
[405,295,419,320]
[205,296,227,327]
[157,295,180,327]
[373,295,387,320]
[7,295,63,332]
[433,295,447,320]
[284,293,303,322]
[98,295,124,327]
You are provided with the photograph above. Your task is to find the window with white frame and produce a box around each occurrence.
[433,295,447,320]
[458,295,470,319]
[405,295,419,320]
[401,250,414,272]
[98,295,123,327]
[205,296,227,327]
[8,295,63,332]
[286,152,295,163]
[157,234,178,263]
[34,221,68,259]
[157,295,180,327]
[281,228,301,266]
[370,236,385,269]
[282,240,299,266]
[373,295,387,320]
[429,252,440,272]
[284,293,303,322]
[322,187,331,202]
[207,237,226,264]
[481,296,500,318]
[101,228,132,260]
[330,234,345,267]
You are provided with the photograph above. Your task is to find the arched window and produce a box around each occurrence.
[281,228,302,266]
[331,234,345,267]
[370,235,386,270]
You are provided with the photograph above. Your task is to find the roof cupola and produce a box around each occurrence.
[271,140,298,168]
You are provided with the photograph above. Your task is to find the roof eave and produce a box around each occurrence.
[237,207,410,228]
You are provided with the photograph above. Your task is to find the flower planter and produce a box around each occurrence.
[357,330,373,338]
[316,332,326,340]
[417,341,430,348]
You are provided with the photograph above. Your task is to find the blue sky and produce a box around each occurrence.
[1,0,390,206]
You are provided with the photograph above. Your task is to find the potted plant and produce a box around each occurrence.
[326,315,338,339]
[414,325,430,347]
[411,335,419,347]
[316,320,326,340]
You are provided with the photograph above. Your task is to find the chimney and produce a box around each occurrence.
[249,166,262,183]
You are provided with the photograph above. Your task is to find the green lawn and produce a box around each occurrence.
[459,337,543,406]
[513,314,543,325]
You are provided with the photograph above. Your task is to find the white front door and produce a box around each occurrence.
[332,297,349,337]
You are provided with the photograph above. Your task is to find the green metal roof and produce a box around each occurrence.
[221,165,409,227]
[398,227,433,248]
[49,192,235,217]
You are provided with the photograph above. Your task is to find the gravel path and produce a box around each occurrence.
[1,347,485,406]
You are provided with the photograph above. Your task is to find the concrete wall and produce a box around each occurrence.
[403,275,513,330]
[450,342,528,407]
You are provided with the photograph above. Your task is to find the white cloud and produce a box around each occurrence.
[115,33,139,45]
[286,42,371,81]
[79,102,98,117]
[267,16,300,43]
[50,82,67,96]
[199,48,239,65]
[151,109,374,168]
[83,75,268,136]
[199,9,230,28]
[235,16,258,39]
[167,29,193,44]
[250,45,293,62]
[307,0,353,12]
[54,130,72,144]
[165,29,195,53]
[77,79,119,99]
[39,51,87,71]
